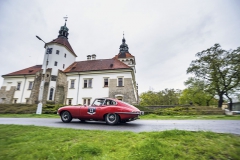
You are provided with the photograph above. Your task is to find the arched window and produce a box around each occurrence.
[49,88,54,100]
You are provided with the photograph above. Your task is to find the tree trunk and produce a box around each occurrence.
[206,101,209,106]
[229,101,233,111]
[225,93,233,111]
[218,94,224,108]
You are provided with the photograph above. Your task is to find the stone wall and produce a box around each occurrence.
[54,71,68,104]
[28,70,42,104]
[0,86,16,104]
[109,78,137,104]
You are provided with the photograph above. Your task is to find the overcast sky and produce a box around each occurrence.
[0,0,240,94]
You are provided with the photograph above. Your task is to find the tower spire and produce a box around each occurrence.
[122,31,126,43]
[63,15,68,26]
[119,32,128,53]
[58,16,69,38]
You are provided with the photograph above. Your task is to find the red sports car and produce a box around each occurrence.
[57,98,144,125]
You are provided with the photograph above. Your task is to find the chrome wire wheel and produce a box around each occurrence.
[105,113,119,125]
[61,111,72,123]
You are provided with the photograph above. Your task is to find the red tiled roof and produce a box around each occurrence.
[3,65,42,76]
[47,37,77,57]
[114,52,135,59]
[64,59,131,73]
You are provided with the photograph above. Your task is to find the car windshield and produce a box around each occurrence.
[104,99,117,106]
[91,98,117,106]
[92,99,105,106]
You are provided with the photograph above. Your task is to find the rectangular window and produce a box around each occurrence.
[70,80,75,88]
[64,53,66,58]
[28,82,33,90]
[83,79,92,88]
[68,99,72,105]
[84,80,88,88]
[89,79,92,88]
[104,78,109,87]
[54,61,58,66]
[46,48,52,54]
[83,98,91,105]
[118,78,123,87]
[56,50,59,54]
[17,82,21,90]
[63,64,65,69]
[14,99,17,104]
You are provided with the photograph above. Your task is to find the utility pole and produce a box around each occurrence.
[36,35,49,114]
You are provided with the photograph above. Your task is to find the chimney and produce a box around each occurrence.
[92,54,96,60]
[87,55,91,60]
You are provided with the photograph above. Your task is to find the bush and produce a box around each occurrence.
[134,105,224,115]
[0,103,65,114]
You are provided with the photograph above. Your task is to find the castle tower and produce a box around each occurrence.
[41,18,77,76]
[39,17,77,103]
[115,33,136,73]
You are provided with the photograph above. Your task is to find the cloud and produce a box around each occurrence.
[0,0,240,94]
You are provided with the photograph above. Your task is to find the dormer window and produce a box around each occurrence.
[28,70,33,73]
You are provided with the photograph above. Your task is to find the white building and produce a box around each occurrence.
[0,20,139,105]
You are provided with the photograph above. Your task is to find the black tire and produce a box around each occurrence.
[105,113,119,125]
[61,111,72,123]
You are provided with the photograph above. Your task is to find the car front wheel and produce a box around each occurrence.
[61,111,72,123]
[105,113,119,125]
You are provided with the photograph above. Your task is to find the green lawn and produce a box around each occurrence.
[0,125,239,160]
[141,114,240,120]
[0,113,59,118]
[1,113,240,120]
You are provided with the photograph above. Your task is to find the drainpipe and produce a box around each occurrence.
[76,73,80,105]
[20,75,27,103]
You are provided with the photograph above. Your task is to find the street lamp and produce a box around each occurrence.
[36,35,49,114]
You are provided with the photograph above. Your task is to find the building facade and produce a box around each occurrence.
[0,20,139,105]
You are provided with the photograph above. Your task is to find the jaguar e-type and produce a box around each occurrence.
[57,98,144,125]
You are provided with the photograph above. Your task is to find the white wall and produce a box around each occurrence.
[40,43,76,102]
[66,71,133,105]
[2,76,35,103]
[42,44,76,75]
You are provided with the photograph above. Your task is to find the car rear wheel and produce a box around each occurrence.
[61,111,72,123]
[105,113,119,125]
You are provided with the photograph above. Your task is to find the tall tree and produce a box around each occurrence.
[140,89,181,106]
[187,44,240,109]
[179,77,216,106]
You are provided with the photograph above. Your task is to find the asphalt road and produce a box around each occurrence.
[0,118,240,134]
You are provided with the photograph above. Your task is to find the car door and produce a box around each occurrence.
[79,106,103,119]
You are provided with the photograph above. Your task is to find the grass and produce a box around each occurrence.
[0,113,59,118]
[0,125,239,160]
[141,114,240,120]
[1,113,240,120]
